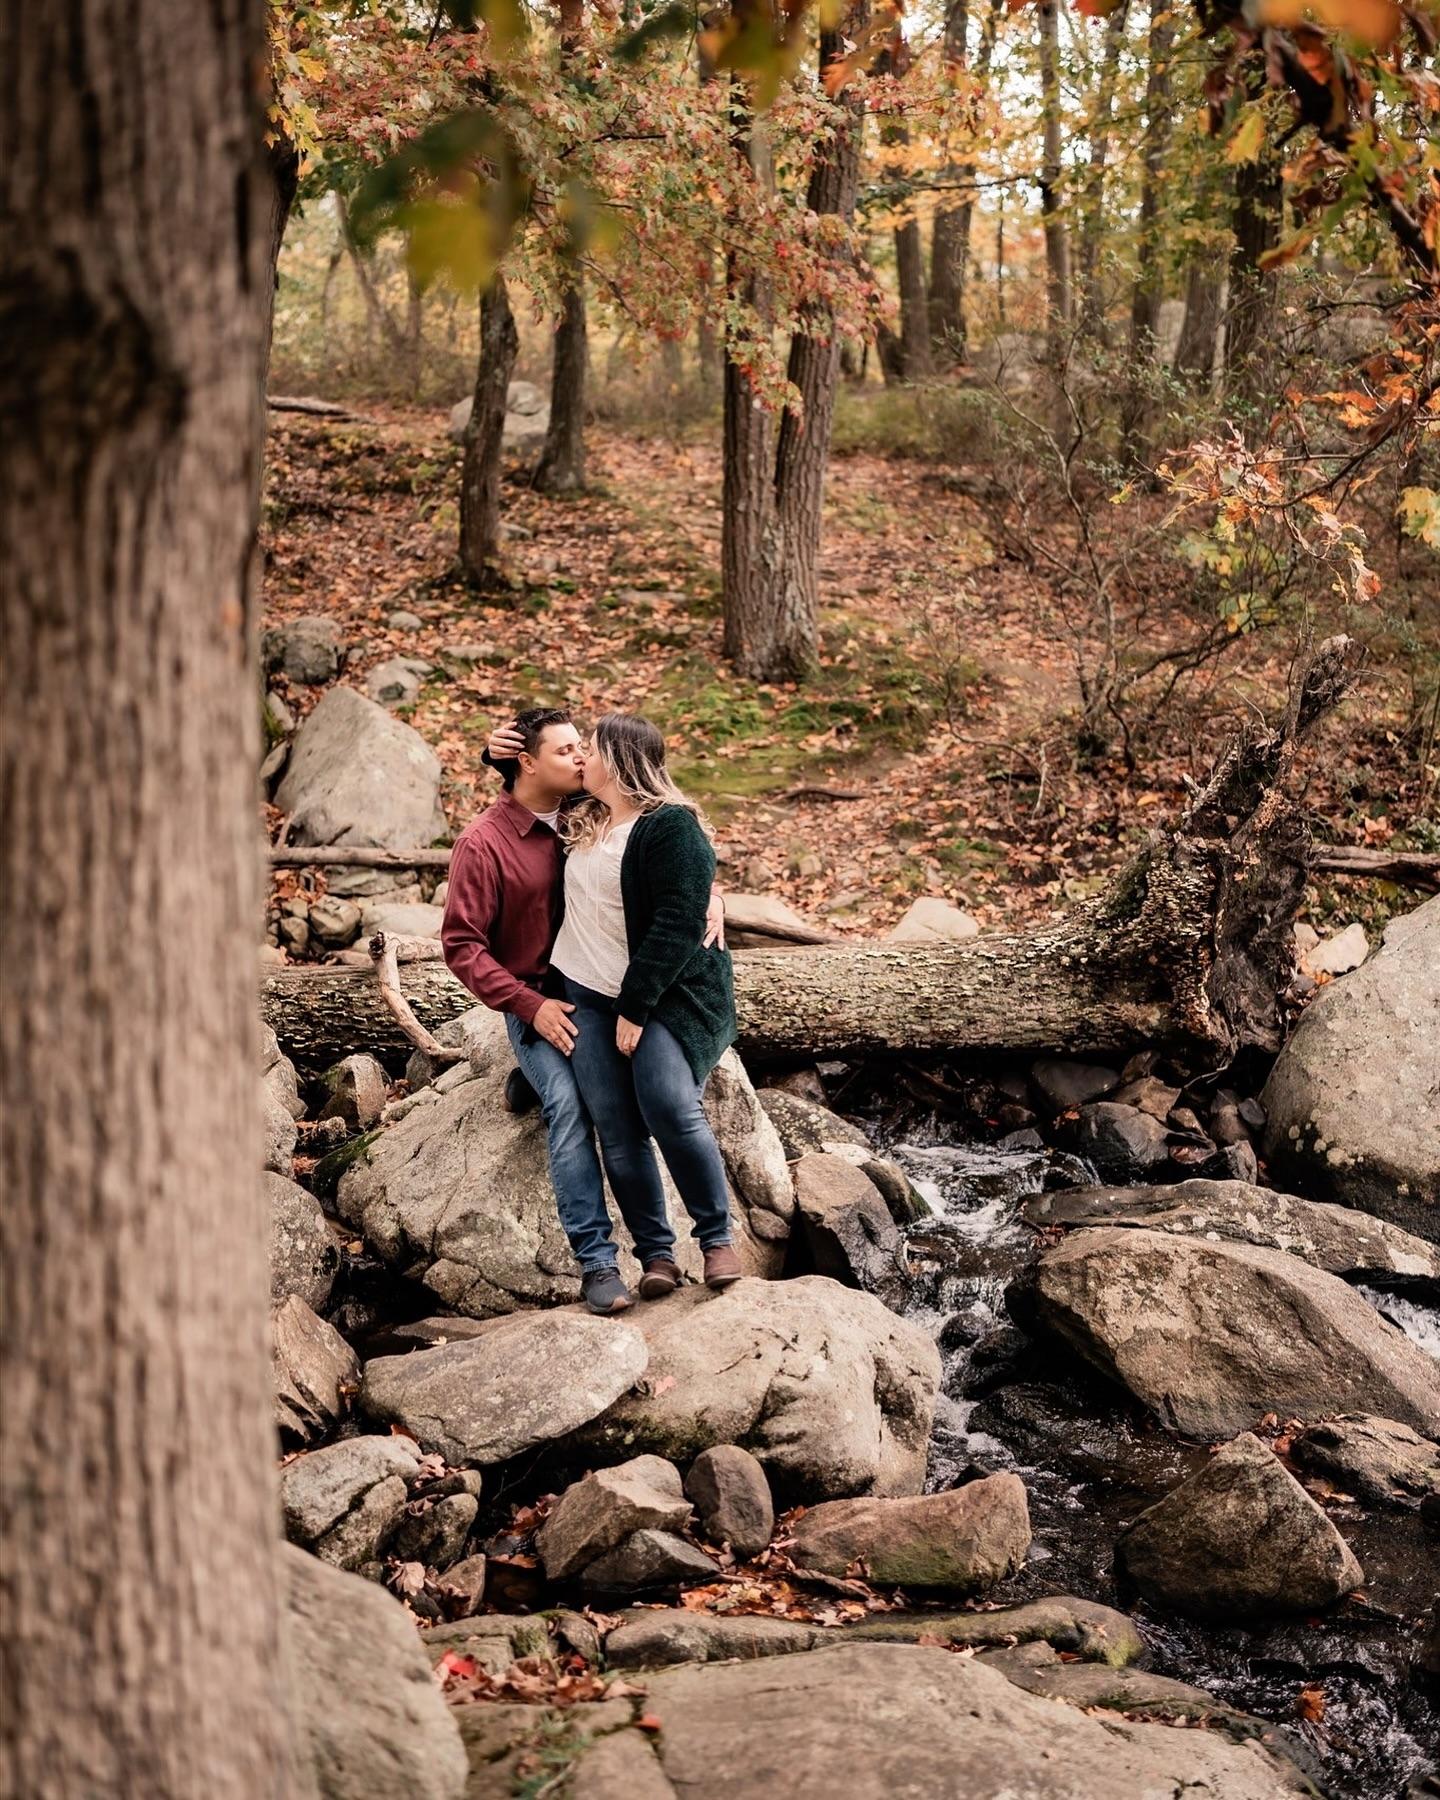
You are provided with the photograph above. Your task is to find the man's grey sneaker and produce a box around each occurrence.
[503,1067,539,1115]
[581,1268,633,1315]
[639,1257,683,1299]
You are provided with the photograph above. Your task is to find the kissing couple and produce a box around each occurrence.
[440,706,742,1316]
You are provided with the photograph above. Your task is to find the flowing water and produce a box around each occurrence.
[854,1111,1440,1800]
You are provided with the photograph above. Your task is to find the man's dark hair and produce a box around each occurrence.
[491,705,573,791]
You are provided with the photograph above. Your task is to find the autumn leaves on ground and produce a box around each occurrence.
[263,400,1430,940]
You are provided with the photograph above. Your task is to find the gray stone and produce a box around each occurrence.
[266,690,296,736]
[442,642,500,665]
[788,1474,1030,1593]
[269,1171,340,1310]
[1026,1227,1440,1438]
[1292,1414,1440,1507]
[1263,893,1440,1242]
[260,741,289,787]
[1072,1101,1170,1179]
[979,1640,1261,1726]
[264,1081,298,1176]
[336,1009,777,1309]
[448,381,551,449]
[1303,920,1369,976]
[388,609,424,632]
[886,897,980,943]
[262,1022,305,1117]
[391,1492,478,1569]
[792,1153,908,1305]
[1117,1432,1364,1622]
[583,1529,719,1593]
[273,1295,359,1443]
[702,1050,795,1228]
[1110,1075,1182,1120]
[320,1053,389,1133]
[605,1594,1146,1671]
[422,1614,550,1675]
[573,1278,939,1502]
[569,1728,674,1800]
[1022,1177,1440,1296]
[264,615,344,686]
[758,1088,869,1157]
[435,1554,487,1617]
[284,1545,467,1800]
[404,1008,490,1091]
[1031,1059,1120,1111]
[309,895,363,949]
[365,656,429,708]
[278,915,310,956]
[536,1456,691,1580]
[282,1436,422,1570]
[358,900,444,940]
[359,1310,651,1466]
[274,686,446,898]
[602,1644,1311,1798]
[685,1445,773,1558]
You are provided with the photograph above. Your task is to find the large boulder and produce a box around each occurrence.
[1023,1226,1440,1438]
[269,1171,340,1311]
[582,1530,719,1595]
[264,615,344,686]
[886,897,980,943]
[1263,894,1440,1243]
[262,1022,306,1119]
[1023,1178,1440,1296]
[573,1277,939,1501]
[447,380,551,449]
[792,1153,909,1306]
[360,1309,649,1466]
[274,687,447,898]
[787,1474,1030,1593]
[1291,1414,1440,1507]
[281,1436,422,1569]
[571,1644,1311,1797]
[264,1082,298,1176]
[702,1051,795,1232]
[337,1011,781,1313]
[684,1445,773,1559]
[1116,1433,1364,1622]
[284,1546,467,1800]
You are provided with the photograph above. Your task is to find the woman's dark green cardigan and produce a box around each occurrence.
[616,805,736,1082]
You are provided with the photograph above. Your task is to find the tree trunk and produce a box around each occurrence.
[535,278,588,492]
[264,640,1356,1067]
[1037,0,1071,360]
[1,2,292,1794]
[929,0,1001,366]
[459,273,519,583]
[722,0,869,681]
[1076,0,1128,338]
[893,214,932,380]
[1122,0,1175,450]
[1226,89,1284,410]
[1173,258,1223,389]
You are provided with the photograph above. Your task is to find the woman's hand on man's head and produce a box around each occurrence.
[487,721,526,764]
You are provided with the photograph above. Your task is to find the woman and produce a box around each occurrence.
[548,712,740,1311]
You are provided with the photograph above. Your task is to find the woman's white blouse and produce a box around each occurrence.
[550,818,637,999]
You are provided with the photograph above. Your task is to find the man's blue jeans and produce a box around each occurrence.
[504,1013,620,1275]
[562,977,733,1257]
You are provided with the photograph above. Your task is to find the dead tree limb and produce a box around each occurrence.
[1309,845,1440,891]
[267,395,370,420]
[369,932,466,1065]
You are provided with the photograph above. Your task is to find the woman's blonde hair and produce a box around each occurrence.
[562,712,707,851]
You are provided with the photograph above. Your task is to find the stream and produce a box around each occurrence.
[852,1111,1440,1800]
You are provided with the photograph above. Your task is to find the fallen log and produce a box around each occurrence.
[269,846,455,870]
[267,394,371,420]
[260,638,1360,1064]
[1310,845,1440,891]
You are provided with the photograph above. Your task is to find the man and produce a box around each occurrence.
[441,706,723,1316]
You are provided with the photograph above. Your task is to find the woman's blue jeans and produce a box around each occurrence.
[562,976,733,1260]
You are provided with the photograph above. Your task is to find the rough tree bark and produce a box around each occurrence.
[1122,0,1175,449]
[1037,0,1071,360]
[459,272,519,583]
[928,0,1002,365]
[1,1,292,1794]
[534,0,588,493]
[722,0,869,682]
[264,640,1358,1066]
[1173,257,1224,389]
[874,42,931,384]
[1226,77,1284,411]
[534,278,588,492]
[1076,0,1129,338]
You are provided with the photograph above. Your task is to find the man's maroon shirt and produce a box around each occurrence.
[441,791,563,1024]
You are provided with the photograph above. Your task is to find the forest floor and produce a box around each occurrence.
[262,402,1438,938]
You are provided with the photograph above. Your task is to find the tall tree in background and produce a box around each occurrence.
[1123,0,1175,448]
[460,273,520,581]
[874,36,932,382]
[1225,69,1283,408]
[1076,0,1129,338]
[722,0,872,680]
[928,0,1000,365]
[1036,0,1071,358]
[0,1,292,1792]
[535,0,589,493]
